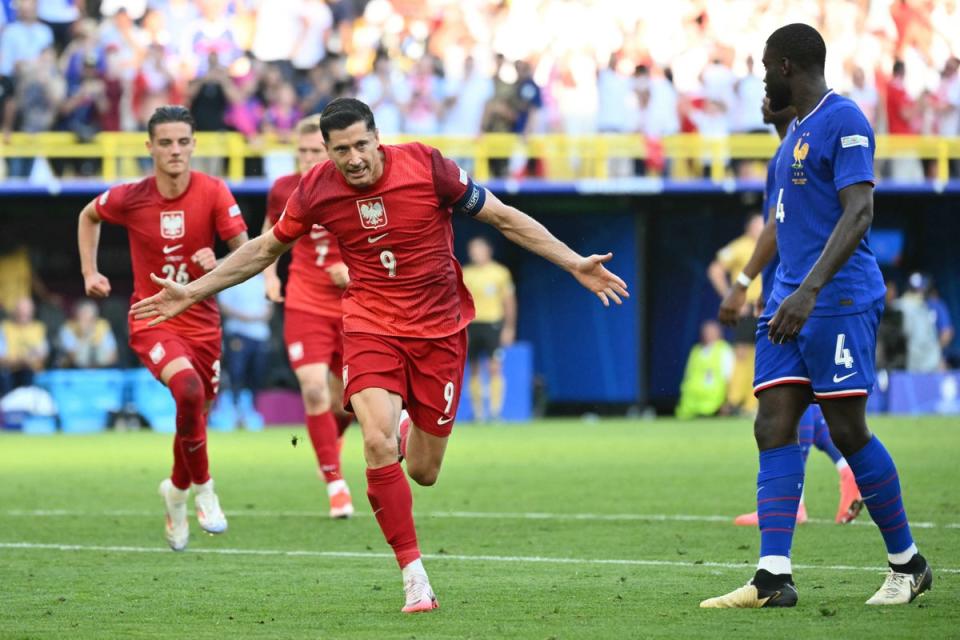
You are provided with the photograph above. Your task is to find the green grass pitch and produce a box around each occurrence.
[1,417,957,639]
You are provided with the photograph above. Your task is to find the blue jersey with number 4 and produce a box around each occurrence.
[769,91,886,316]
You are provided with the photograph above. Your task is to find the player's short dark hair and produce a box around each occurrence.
[766,23,826,72]
[319,98,377,142]
[147,105,195,138]
[893,59,906,76]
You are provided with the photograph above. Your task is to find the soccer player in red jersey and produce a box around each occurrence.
[131,98,628,611]
[78,105,249,551]
[262,115,355,518]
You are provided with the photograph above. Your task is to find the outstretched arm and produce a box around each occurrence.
[473,190,628,306]
[768,182,873,342]
[131,231,293,325]
[718,216,778,326]
[78,200,112,298]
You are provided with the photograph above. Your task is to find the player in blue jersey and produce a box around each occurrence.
[719,98,863,528]
[702,23,932,609]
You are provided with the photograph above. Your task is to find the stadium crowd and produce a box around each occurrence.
[0,0,958,178]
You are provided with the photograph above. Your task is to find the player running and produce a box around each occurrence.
[262,115,354,518]
[701,24,932,609]
[720,98,862,528]
[131,98,628,613]
[77,105,249,551]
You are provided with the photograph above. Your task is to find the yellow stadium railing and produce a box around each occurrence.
[1,132,958,183]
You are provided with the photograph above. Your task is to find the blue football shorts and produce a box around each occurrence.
[753,299,883,400]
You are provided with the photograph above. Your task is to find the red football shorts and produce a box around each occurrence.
[342,329,467,437]
[129,328,222,401]
[283,308,344,373]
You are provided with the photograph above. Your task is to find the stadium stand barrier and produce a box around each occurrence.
[1,132,959,183]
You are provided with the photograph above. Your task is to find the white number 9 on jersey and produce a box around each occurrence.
[380,250,397,278]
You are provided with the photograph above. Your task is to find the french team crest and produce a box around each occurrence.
[356,197,387,230]
[160,211,185,239]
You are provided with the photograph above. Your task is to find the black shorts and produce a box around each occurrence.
[467,322,502,361]
[734,314,758,345]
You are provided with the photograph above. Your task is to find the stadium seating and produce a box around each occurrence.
[34,369,126,434]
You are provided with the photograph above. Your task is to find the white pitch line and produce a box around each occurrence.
[1,509,949,529]
[2,541,958,574]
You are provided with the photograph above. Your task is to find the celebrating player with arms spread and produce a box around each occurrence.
[262,115,355,518]
[131,98,628,613]
[701,24,932,609]
[78,106,249,551]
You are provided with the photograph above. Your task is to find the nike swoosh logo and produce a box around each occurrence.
[436,416,454,425]
[187,443,205,453]
[367,232,389,243]
[162,244,183,255]
[833,371,858,383]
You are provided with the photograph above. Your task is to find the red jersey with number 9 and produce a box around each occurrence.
[94,172,248,341]
[272,143,476,339]
[267,171,344,319]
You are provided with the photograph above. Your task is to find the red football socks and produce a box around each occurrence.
[366,462,421,568]
[307,412,342,483]
[168,368,209,486]
[171,435,192,490]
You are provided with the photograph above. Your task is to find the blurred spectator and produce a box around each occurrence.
[442,55,492,136]
[0,296,49,394]
[182,0,241,78]
[481,54,518,177]
[158,0,199,55]
[510,60,543,176]
[59,18,101,95]
[0,0,54,80]
[892,272,951,372]
[58,55,108,141]
[298,60,335,116]
[357,52,409,135]
[885,59,923,180]
[675,320,733,420]
[733,56,767,133]
[13,46,63,170]
[262,81,301,142]
[291,0,334,74]
[133,43,183,129]
[934,57,960,176]
[250,0,302,74]
[1,0,55,174]
[404,55,443,135]
[187,52,234,132]
[96,7,147,83]
[55,298,117,368]
[0,243,58,314]
[877,279,907,370]
[596,54,634,134]
[847,66,879,127]
[37,0,82,52]
[462,236,516,422]
[707,213,764,415]
[218,272,272,427]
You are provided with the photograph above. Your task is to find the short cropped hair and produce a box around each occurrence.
[147,105,195,138]
[296,114,323,136]
[766,23,826,72]
[319,98,376,142]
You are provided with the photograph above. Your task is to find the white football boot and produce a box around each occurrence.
[402,573,439,613]
[193,479,228,534]
[866,561,933,605]
[158,478,189,552]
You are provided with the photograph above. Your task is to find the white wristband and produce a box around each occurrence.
[735,272,754,288]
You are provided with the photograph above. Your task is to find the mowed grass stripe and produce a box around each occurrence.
[3,541,959,574]
[2,508,949,528]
